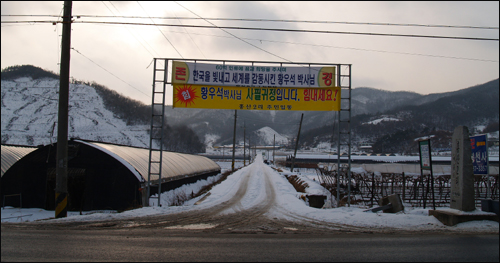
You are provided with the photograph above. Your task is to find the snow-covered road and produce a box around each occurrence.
[2,155,498,234]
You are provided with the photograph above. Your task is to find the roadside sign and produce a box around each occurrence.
[419,139,431,170]
[470,134,488,175]
[418,138,435,209]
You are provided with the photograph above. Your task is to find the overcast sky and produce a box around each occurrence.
[1,1,499,105]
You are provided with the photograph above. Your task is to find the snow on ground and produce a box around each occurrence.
[148,160,246,207]
[364,117,400,125]
[1,156,498,233]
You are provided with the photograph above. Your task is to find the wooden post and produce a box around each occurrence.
[371,172,375,207]
[55,0,72,219]
[402,172,406,203]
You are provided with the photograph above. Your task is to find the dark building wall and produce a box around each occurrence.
[1,149,48,209]
[1,142,142,211]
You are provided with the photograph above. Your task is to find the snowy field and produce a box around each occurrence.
[1,156,498,234]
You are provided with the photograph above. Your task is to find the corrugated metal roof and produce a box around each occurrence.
[76,140,220,184]
[1,145,37,177]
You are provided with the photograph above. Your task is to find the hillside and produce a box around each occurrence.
[165,84,497,148]
[1,65,204,153]
[351,88,423,115]
[301,79,499,153]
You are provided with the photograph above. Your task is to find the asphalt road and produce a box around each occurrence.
[1,227,498,262]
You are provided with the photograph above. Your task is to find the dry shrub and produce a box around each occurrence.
[171,191,189,206]
[284,174,309,193]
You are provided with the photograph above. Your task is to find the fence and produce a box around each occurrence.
[315,167,499,208]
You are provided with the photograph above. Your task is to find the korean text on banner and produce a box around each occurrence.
[173,84,341,111]
[172,61,336,88]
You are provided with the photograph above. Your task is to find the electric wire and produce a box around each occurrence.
[169,8,207,58]
[102,2,165,69]
[152,29,498,62]
[174,1,294,63]
[3,20,496,41]
[136,1,184,59]
[3,14,498,30]
[70,47,150,98]
[101,1,160,60]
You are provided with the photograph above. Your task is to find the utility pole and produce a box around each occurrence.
[55,0,72,218]
[243,123,246,166]
[249,137,251,163]
[231,110,237,171]
[290,113,304,173]
[273,134,275,165]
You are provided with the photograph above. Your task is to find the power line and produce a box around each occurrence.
[80,21,500,41]
[169,8,207,58]
[4,19,497,62]
[2,19,497,63]
[156,29,498,62]
[5,20,496,41]
[101,1,165,70]
[70,47,150,98]
[101,1,161,59]
[4,14,498,30]
[136,1,184,59]
[174,1,293,63]
[249,37,500,62]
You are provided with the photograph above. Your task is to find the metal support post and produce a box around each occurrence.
[273,134,276,164]
[232,110,237,171]
[147,59,167,207]
[243,123,246,166]
[290,113,303,173]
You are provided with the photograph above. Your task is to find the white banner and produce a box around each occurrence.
[172,61,336,88]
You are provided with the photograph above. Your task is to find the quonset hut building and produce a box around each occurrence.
[1,140,220,211]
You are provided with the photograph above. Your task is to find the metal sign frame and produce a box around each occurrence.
[418,138,435,209]
[149,58,352,207]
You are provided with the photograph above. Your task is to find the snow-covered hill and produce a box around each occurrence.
[363,116,401,125]
[254,126,289,145]
[1,77,155,147]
